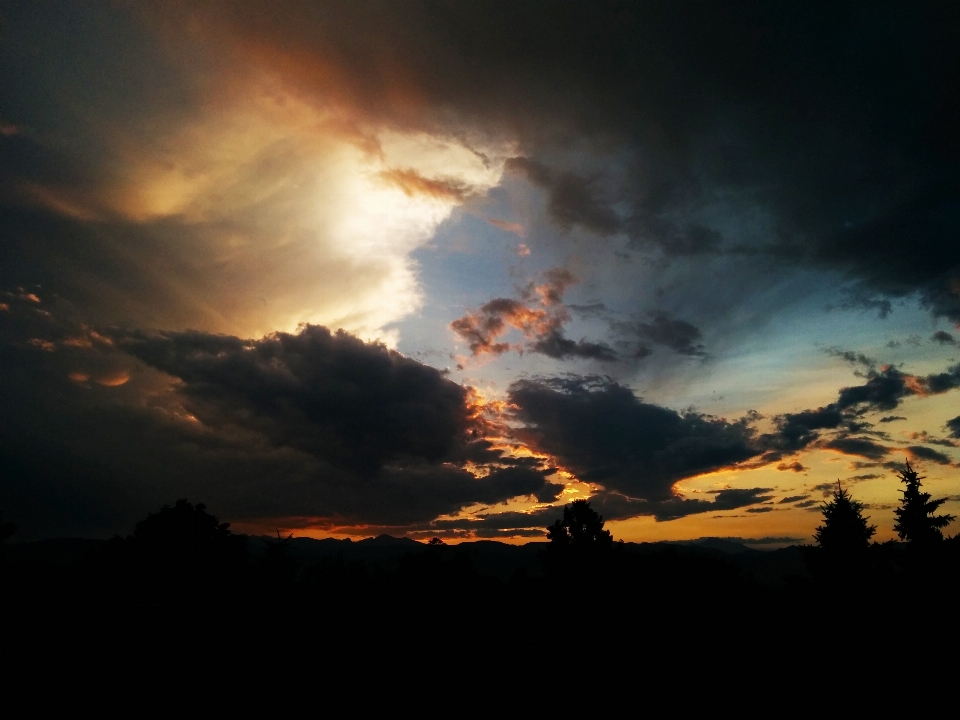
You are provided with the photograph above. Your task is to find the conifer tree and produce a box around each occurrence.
[893,461,955,544]
[814,481,876,552]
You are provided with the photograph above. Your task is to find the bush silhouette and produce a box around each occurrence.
[132,499,248,575]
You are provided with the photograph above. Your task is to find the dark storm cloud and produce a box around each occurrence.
[753,358,960,457]
[947,416,960,439]
[149,0,960,315]
[924,365,960,394]
[594,487,775,522]
[608,312,707,359]
[834,364,960,413]
[529,330,618,362]
[906,445,954,465]
[504,157,621,236]
[776,462,807,473]
[0,312,558,538]
[766,406,845,453]
[507,376,759,502]
[822,437,890,460]
[116,325,485,477]
[836,367,915,412]
[625,313,706,357]
[931,330,956,345]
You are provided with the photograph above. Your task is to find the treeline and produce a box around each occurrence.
[2,463,959,646]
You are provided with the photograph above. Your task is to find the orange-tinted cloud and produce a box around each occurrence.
[378,168,471,203]
[451,298,562,356]
[485,218,527,238]
[530,267,576,306]
[451,267,616,362]
[28,338,55,351]
[96,371,130,387]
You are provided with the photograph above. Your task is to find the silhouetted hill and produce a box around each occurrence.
[669,537,760,554]
[4,534,808,583]
[3,538,105,564]
[238,534,807,583]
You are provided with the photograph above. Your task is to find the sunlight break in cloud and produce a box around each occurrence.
[108,95,509,343]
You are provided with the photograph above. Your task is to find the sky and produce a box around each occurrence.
[2,1,959,544]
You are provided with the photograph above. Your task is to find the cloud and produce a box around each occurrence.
[615,313,707,357]
[0,315,561,537]
[779,495,810,504]
[451,268,617,361]
[485,218,527,239]
[116,325,490,476]
[0,14,512,344]
[831,364,960,414]
[12,0,955,332]
[879,416,907,423]
[906,445,954,465]
[505,157,622,235]
[826,348,877,371]
[931,330,956,345]
[776,462,807,473]
[551,487,776,523]
[947,416,960,439]
[507,376,760,502]
[822,436,889,460]
[836,367,917,412]
[377,168,472,202]
[529,330,619,362]
[767,406,844,453]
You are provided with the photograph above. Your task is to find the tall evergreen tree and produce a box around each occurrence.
[893,461,955,544]
[814,481,876,552]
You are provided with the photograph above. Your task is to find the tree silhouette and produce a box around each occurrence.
[259,528,297,578]
[547,499,614,551]
[542,499,614,578]
[814,481,876,553]
[132,499,247,574]
[893,460,955,544]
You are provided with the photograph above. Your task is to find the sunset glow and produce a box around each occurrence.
[2,1,959,550]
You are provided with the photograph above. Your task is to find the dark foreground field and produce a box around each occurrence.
[4,531,957,646]
[3,525,959,709]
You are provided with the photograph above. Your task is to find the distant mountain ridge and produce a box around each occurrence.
[4,534,808,584]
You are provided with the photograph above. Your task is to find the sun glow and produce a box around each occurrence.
[77,85,512,344]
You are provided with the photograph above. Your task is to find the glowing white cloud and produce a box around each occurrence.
[84,90,510,343]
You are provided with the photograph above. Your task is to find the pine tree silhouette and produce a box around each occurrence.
[814,480,876,552]
[893,460,955,544]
